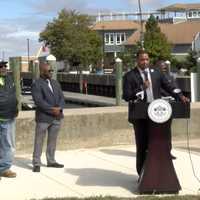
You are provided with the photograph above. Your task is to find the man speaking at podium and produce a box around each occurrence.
[123,49,189,176]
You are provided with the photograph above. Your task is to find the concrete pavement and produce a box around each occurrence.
[1,145,200,200]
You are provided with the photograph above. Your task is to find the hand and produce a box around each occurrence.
[143,80,150,89]
[180,95,190,104]
[51,107,61,116]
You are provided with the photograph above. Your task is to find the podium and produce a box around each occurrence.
[131,101,190,194]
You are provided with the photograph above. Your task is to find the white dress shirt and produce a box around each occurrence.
[138,67,154,102]
[46,79,53,93]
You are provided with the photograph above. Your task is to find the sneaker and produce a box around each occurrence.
[0,169,16,178]
[32,166,40,172]
[47,162,64,168]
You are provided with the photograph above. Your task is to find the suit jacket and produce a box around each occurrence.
[32,77,65,123]
[123,67,181,123]
[161,73,177,97]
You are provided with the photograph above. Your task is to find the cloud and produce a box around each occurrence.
[126,0,163,10]
[29,0,111,15]
[29,0,94,14]
[0,17,43,59]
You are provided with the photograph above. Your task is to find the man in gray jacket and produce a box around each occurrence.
[32,62,65,172]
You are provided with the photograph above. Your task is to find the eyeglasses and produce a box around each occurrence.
[48,69,54,73]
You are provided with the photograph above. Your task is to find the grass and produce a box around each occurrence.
[34,195,200,200]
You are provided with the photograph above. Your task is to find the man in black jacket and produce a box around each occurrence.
[32,63,65,172]
[156,60,178,159]
[0,61,18,179]
[123,50,188,176]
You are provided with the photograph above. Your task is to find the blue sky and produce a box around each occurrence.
[0,0,200,60]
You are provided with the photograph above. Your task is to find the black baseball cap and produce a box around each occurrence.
[0,61,8,68]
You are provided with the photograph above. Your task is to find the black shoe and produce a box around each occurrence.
[33,166,40,172]
[47,162,64,168]
[171,154,177,160]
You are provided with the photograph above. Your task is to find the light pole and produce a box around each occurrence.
[27,38,30,70]
[102,25,105,71]
[138,0,144,48]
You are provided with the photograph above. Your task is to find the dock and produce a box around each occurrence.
[22,91,127,110]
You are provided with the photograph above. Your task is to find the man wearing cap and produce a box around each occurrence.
[31,62,65,172]
[0,61,18,179]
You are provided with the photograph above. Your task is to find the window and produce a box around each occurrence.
[110,33,114,44]
[116,34,121,44]
[116,33,126,45]
[105,33,109,44]
[104,33,114,45]
[104,32,126,45]
[188,10,200,18]
[188,11,192,17]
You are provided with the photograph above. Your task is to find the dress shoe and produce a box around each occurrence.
[0,169,16,178]
[171,154,176,160]
[47,162,64,168]
[33,166,40,172]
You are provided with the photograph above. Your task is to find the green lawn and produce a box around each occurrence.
[36,196,200,200]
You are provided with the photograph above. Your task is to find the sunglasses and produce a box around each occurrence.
[48,69,54,73]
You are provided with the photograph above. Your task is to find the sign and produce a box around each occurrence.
[148,99,172,123]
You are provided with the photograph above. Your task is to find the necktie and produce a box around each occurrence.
[142,70,154,102]
[142,70,148,81]
[47,79,53,93]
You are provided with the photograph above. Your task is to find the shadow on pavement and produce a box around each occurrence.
[66,168,138,194]
[14,156,46,170]
[100,149,136,157]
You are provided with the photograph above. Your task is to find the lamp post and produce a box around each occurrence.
[138,0,144,48]
[102,25,105,71]
[27,38,30,70]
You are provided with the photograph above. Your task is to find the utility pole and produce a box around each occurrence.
[2,51,5,61]
[27,38,30,70]
[102,25,105,71]
[138,0,144,48]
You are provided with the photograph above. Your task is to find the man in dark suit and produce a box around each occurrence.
[123,50,188,176]
[31,62,65,172]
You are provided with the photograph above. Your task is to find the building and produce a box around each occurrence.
[125,21,200,60]
[157,3,200,23]
[92,3,200,62]
[92,20,140,67]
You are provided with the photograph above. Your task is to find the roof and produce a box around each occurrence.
[125,21,200,45]
[158,3,200,12]
[92,20,140,31]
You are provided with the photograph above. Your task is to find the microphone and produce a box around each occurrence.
[143,70,148,81]
[135,91,144,102]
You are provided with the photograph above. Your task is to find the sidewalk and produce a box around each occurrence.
[1,145,200,200]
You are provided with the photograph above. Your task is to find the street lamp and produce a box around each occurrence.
[102,25,105,70]
[27,38,30,70]
[138,0,144,48]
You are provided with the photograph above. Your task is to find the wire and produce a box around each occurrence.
[186,118,200,188]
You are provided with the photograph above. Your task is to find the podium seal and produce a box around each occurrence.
[148,99,172,123]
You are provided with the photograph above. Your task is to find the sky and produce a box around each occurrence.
[0,0,200,60]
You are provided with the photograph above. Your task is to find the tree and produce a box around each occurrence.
[118,47,139,71]
[39,9,102,70]
[143,15,172,64]
[184,49,199,73]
